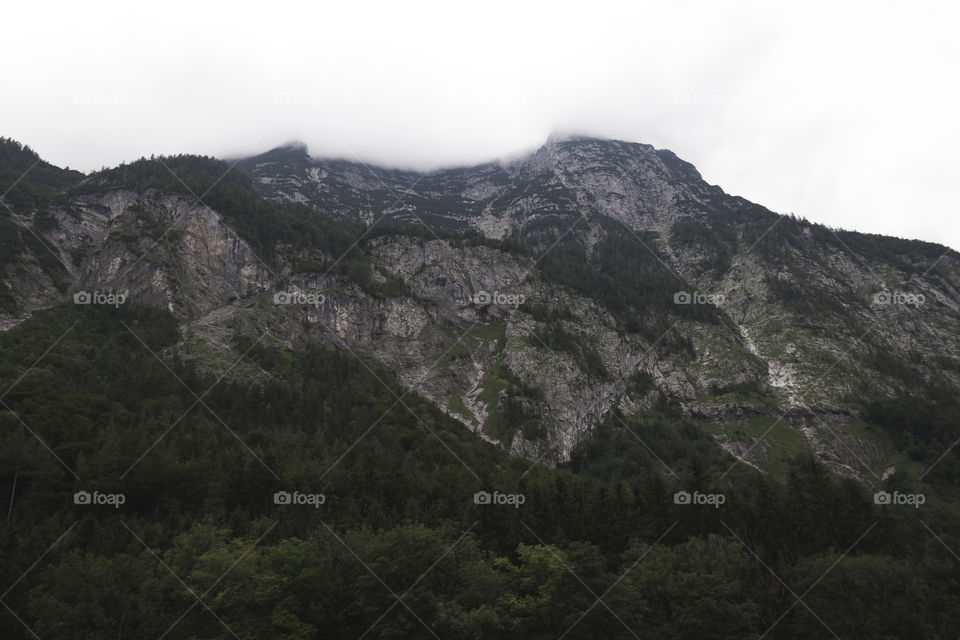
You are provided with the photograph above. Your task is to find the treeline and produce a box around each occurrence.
[0,137,84,211]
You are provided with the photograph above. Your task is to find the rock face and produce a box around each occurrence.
[3,134,960,475]
[22,190,274,317]
[235,136,727,242]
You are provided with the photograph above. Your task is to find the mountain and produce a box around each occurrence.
[234,136,739,238]
[2,136,959,472]
[242,135,960,470]
[2,135,959,638]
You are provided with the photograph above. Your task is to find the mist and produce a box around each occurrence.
[3,0,958,249]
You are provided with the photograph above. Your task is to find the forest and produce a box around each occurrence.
[1,303,958,639]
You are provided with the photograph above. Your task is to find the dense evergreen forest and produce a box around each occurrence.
[1,304,958,639]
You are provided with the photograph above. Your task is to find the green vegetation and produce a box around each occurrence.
[0,137,84,211]
[708,378,773,403]
[740,209,951,288]
[0,215,70,311]
[1,302,959,638]
[536,218,724,347]
[670,217,737,276]
[696,415,810,479]
[478,362,545,442]
[528,320,609,381]
[763,272,848,317]
[518,300,575,322]
[363,221,528,256]
[446,395,476,422]
[862,388,960,484]
[0,139,83,310]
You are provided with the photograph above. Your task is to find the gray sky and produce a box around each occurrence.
[4,0,958,250]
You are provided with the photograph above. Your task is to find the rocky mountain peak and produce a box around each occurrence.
[2,135,958,476]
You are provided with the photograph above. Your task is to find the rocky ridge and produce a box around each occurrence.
[2,135,958,478]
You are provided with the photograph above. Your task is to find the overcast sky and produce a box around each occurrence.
[4,0,958,250]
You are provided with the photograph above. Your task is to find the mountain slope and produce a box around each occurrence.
[237,135,960,475]
[2,136,959,479]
